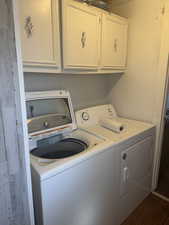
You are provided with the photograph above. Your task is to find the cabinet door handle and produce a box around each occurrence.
[114,39,118,52]
[81,32,86,48]
[25,16,34,38]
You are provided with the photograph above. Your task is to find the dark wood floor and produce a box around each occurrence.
[121,194,169,225]
[156,118,169,198]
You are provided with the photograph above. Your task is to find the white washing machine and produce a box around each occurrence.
[26,91,120,225]
[76,105,156,225]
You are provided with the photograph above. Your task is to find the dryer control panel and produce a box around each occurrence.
[76,104,117,128]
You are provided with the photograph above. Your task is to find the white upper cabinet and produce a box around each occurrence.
[101,13,128,70]
[61,0,101,70]
[19,0,61,73]
[19,0,128,73]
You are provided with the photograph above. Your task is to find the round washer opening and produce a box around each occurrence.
[31,138,88,159]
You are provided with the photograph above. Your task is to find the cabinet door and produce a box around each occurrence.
[62,0,101,70]
[101,13,128,70]
[19,0,61,73]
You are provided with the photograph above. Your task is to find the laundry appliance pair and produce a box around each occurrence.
[26,90,155,225]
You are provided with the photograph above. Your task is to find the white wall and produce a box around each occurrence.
[24,73,114,110]
[110,0,162,123]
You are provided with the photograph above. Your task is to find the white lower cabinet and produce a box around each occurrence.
[101,13,128,70]
[62,0,101,70]
[19,0,61,73]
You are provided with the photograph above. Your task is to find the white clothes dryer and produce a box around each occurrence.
[76,104,156,225]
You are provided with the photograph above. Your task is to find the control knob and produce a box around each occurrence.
[82,112,90,121]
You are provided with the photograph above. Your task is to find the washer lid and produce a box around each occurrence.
[26,90,76,137]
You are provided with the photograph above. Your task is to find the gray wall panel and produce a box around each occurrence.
[0,1,32,225]
[24,73,115,110]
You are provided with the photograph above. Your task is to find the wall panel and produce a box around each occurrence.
[0,0,33,224]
